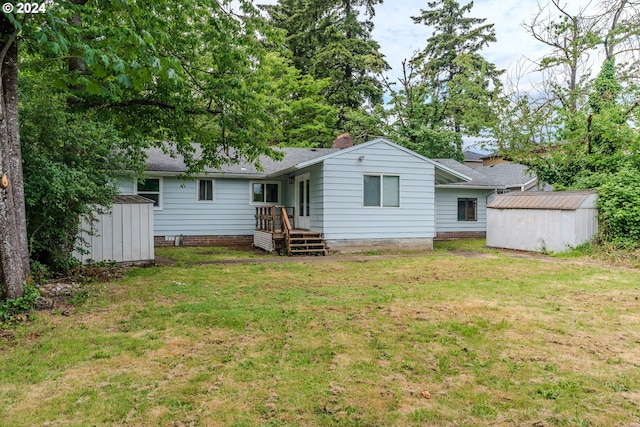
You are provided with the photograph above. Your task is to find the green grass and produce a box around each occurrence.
[2,241,640,426]
[155,245,280,263]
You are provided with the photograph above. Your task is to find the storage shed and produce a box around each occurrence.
[486,191,598,253]
[75,195,155,264]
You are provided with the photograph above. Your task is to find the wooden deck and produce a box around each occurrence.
[254,207,327,256]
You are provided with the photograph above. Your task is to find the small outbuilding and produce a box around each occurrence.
[486,191,598,253]
[75,195,155,265]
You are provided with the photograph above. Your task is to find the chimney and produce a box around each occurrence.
[332,133,354,149]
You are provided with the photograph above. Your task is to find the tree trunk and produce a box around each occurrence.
[0,16,30,299]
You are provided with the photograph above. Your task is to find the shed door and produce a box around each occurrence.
[295,173,310,229]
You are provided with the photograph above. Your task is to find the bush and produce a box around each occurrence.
[597,166,640,246]
[0,283,40,325]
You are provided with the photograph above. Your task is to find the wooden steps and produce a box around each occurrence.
[287,230,327,256]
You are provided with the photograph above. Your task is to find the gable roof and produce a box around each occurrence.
[144,139,472,183]
[290,138,471,182]
[476,163,537,189]
[433,159,504,189]
[487,191,597,210]
[464,150,484,162]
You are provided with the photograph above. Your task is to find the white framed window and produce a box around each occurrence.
[250,181,280,204]
[457,198,477,221]
[137,177,162,209]
[197,179,214,202]
[363,174,400,207]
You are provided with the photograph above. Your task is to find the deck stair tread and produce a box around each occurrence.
[287,230,327,256]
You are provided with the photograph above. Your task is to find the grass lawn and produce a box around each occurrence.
[2,240,640,426]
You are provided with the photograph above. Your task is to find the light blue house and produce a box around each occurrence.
[433,159,505,240]
[118,138,472,253]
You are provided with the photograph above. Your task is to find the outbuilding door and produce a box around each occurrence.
[295,173,310,229]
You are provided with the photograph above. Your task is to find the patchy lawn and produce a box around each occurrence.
[2,241,640,426]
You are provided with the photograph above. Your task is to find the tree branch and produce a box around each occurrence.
[0,14,28,74]
[99,99,223,115]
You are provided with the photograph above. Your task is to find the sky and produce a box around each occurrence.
[253,0,600,150]
[371,0,549,79]
[256,0,572,83]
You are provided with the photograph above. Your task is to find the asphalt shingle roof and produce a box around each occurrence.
[145,145,339,177]
[476,163,536,188]
[433,159,504,188]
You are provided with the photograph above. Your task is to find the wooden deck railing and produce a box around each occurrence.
[255,206,294,233]
[280,206,292,256]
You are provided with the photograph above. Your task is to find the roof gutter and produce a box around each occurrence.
[436,184,504,190]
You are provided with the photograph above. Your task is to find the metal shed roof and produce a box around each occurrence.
[487,191,597,210]
[113,195,155,204]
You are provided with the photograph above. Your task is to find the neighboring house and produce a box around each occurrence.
[463,150,484,169]
[118,137,470,252]
[480,151,509,166]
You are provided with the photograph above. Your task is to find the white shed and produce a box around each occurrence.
[75,195,155,264]
[486,191,598,253]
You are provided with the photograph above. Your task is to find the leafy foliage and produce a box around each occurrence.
[20,72,132,271]
[0,283,39,325]
[384,0,501,159]
[5,0,293,283]
[596,167,640,245]
[510,57,640,245]
[264,0,389,131]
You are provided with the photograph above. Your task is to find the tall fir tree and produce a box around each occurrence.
[264,0,388,136]
[406,0,502,155]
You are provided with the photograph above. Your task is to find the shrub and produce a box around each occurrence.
[597,166,640,246]
[0,283,40,325]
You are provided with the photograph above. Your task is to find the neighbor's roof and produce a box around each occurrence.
[145,145,339,177]
[487,191,597,210]
[464,150,484,162]
[477,163,536,188]
[433,159,504,189]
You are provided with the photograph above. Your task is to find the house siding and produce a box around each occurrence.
[119,176,288,238]
[435,188,494,235]
[321,142,435,247]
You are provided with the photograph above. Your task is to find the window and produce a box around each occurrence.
[198,179,214,202]
[137,178,161,208]
[363,175,400,207]
[251,182,279,204]
[458,198,477,221]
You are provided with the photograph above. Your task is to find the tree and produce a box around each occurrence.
[384,0,502,159]
[494,0,640,158]
[265,53,339,147]
[383,59,463,159]
[264,0,389,132]
[1,0,285,299]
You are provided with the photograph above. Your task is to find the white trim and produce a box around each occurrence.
[294,173,311,229]
[196,178,215,203]
[135,176,163,210]
[249,180,281,205]
[363,174,401,208]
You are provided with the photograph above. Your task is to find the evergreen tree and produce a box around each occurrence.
[385,0,501,159]
[264,0,389,133]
